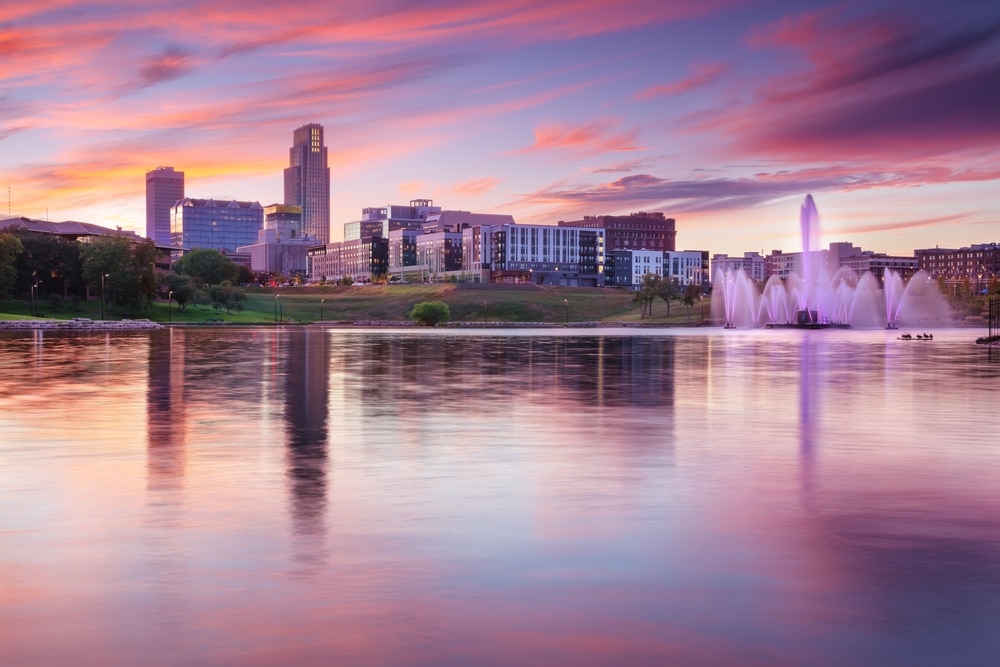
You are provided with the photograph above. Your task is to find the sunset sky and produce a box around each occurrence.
[2,0,998,255]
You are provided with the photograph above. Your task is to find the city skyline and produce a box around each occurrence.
[2,0,998,257]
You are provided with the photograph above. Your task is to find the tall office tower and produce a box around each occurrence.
[146,167,185,246]
[284,124,330,245]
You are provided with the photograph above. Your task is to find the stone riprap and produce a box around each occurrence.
[0,318,163,330]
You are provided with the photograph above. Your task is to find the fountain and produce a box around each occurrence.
[713,195,950,329]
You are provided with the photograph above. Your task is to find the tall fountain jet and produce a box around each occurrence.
[714,195,949,329]
[799,194,820,320]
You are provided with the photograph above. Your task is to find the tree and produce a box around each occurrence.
[657,277,682,316]
[0,233,25,299]
[208,281,246,314]
[173,248,239,286]
[162,273,195,312]
[410,300,450,326]
[683,282,701,308]
[12,230,84,299]
[236,263,254,286]
[632,273,661,319]
[81,237,159,317]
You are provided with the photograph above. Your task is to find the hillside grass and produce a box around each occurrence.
[1,284,713,326]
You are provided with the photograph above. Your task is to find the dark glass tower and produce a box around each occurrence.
[146,166,184,246]
[284,124,330,245]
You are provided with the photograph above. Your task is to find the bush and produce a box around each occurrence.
[409,300,451,326]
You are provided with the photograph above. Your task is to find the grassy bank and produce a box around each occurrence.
[1,284,713,326]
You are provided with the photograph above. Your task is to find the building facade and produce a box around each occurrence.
[284,123,330,245]
[711,252,768,283]
[665,250,709,287]
[236,204,314,277]
[560,211,676,252]
[171,198,264,254]
[476,222,605,286]
[915,243,999,293]
[145,167,184,247]
[358,199,441,238]
[308,238,388,283]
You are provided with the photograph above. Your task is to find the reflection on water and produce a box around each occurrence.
[0,327,998,666]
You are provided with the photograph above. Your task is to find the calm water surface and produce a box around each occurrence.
[1,327,998,666]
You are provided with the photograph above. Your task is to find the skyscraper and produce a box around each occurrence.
[284,124,330,245]
[146,166,184,246]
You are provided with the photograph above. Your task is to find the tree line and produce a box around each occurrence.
[632,273,702,319]
[0,229,252,316]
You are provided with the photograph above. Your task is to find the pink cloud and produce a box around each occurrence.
[453,177,499,196]
[518,120,642,156]
[635,63,729,100]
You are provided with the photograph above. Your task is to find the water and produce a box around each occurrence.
[1,327,998,666]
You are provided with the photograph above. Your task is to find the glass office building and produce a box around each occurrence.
[171,198,264,254]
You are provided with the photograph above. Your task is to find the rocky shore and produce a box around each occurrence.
[0,318,163,330]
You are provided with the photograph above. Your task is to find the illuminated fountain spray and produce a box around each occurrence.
[714,195,949,329]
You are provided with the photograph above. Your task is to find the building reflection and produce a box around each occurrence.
[346,334,676,417]
[146,328,187,491]
[283,328,330,544]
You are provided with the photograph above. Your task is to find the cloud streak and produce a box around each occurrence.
[635,63,729,100]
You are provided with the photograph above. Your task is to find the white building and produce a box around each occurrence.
[712,251,767,283]
[466,222,605,286]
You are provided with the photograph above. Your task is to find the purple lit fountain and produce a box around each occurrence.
[713,195,950,329]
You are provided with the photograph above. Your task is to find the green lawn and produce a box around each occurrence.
[1,284,714,326]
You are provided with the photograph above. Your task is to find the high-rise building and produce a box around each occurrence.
[284,124,330,245]
[146,167,184,246]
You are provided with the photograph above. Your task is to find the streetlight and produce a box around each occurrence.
[483,299,487,324]
[274,293,278,323]
[168,290,173,323]
[320,298,325,323]
[100,273,109,320]
[564,298,569,324]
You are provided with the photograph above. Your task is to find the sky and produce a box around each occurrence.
[2,0,999,256]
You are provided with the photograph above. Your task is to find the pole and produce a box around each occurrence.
[274,294,278,323]
[168,290,173,323]
[320,298,325,323]
[564,298,569,324]
[101,273,108,320]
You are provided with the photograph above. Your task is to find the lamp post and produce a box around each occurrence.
[564,298,569,324]
[277,294,283,324]
[31,270,37,317]
[274,293,278,323]
[168,290,173,323]
[320,298,325,323]
[483,299,487,324]
[100,273,109,320]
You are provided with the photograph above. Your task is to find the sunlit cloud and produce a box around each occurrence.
[398,181,427,197]
[515,163,1000,218]
[517,119,642,156]
[719,10,1000,163]
[453,177,499,196]
[836,213,977,235]
[635,63,729,100]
